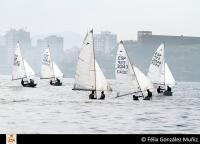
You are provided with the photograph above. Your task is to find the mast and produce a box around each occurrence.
[18,41,28,81]
[121,41,144,97]
[91,29,97,97]
[163,41,166,87]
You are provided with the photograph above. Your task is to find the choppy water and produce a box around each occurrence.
[0,75,200,134]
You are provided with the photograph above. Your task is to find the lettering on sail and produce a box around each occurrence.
[116,55,128,74]
[151,52,162,67]
[42,53,50,65]
[13,54,20,66]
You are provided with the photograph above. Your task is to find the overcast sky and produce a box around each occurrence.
[0,0,200,40]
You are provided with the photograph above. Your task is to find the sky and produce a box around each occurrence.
[0,0,200,40]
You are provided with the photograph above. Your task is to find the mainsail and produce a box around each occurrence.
[12,42,35,80]
[148,43,175,87]
[12,42,26,80]
[73,30,110,91]
[148,43,165,84]
[115,41,152,96]
[41,47,63,79]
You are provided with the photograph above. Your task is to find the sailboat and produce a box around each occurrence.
[72,30,112,99]
[12,42,37,87]
[147,43,176,96]
[115,41,153,99]
[40,46,64,86]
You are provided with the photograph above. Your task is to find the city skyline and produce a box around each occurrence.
[0,0,200,40]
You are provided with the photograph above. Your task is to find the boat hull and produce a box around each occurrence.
[163,91,173,96]
[22,83,37,88]
[51,82,62,86]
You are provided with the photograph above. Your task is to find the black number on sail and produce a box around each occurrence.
[42,54,50,65]
[116,55,128,74]
[13,54,20,66]
[151,52,162,67]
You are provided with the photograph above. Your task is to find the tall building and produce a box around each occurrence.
[0,35,7,73]
[94,31,117,54]
[37,35,64,62]
[4,29,31,71]
[0,35,6,47]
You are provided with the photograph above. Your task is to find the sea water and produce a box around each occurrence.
[0,75,200,134]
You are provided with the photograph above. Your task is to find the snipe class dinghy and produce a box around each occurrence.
[72,30,112,99]
[147,43,176,96]
[12,42,37,87]
[40,45,64,86]
[115,41,153,100]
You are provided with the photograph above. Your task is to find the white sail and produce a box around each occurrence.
[23,59,35,79]
[41,48,54,79]
[134,66,153,93]
[73,30,96,90]
[164,63,175,87]
[52,62,64,78]
[148,43,176,89]
[12,43,26,80]
[41,47,63,79]
[12,42,35,80]
[115,41,142,96]
[148,43,165,84]
[95,60,110,91]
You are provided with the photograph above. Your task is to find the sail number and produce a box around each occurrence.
[116,56,128,74]
[13,54,20,66]
[151,52,162,67]
[42,54,50,65]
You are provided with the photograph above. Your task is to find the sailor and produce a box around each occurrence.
[21,79,25,86]
[157,86,165,93]
[143,89,152,100]
[167,86,171,92]
[30,79,34,84]
[133,95,139,100]
[50,80,53,85]
[89,90,96,99]
[99,91,105,100]
[56,78,61,84]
